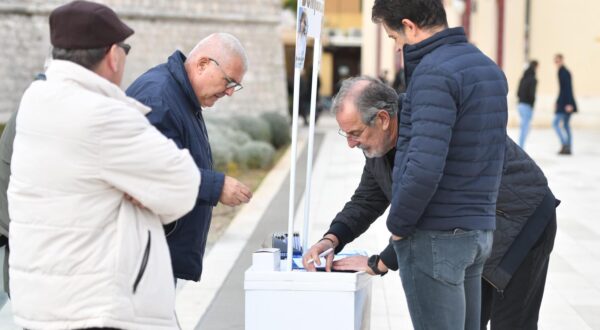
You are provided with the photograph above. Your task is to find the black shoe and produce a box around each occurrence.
[558,146,566,154]
[559,145,572,155]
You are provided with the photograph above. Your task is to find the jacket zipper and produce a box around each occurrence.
[496,209,510,218]
[133,230,151,293]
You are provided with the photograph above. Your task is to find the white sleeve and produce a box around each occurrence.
[98,104,200,224]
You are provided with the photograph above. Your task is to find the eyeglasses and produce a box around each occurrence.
[106,42,131,56]
[337,112,379,140]
[338,127,368,140]
[208,58,243,92]
[117,42,131,55]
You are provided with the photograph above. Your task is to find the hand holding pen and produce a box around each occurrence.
[302,235,338,272]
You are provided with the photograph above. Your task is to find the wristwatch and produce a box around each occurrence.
[367,254,388,276]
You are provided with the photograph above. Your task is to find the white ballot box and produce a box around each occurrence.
[244,269,372,330]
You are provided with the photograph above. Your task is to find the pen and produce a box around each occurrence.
[306,247,334,264]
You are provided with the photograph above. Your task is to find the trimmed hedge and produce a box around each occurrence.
[204,112,288,172]
[260,112,291,149]
[231,115,272,143]
[235,141,276,169]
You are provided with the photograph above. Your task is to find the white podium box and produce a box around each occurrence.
[244,269,372,330]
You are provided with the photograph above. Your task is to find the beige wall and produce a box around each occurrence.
[361,0,396,79]
[364,0,600,127]
[467,0,600,127]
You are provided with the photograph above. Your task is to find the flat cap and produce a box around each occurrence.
[50,0,134,49]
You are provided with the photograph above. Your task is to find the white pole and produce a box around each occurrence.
[286,67,301,272]
[301,39,322,254]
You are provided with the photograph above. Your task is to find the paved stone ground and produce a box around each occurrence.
[1,115,599,329]
[192,115,600,329]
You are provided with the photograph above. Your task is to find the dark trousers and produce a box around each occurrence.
[481,217,557,330]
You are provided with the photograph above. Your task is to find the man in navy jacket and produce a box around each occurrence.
[127,33,253,281]
[371,0,508,328]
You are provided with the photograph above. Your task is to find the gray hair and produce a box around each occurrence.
[51,47,107,70]
[189,33,249,72]
[331,76,399,125]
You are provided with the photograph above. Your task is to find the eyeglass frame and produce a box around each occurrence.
[117,42,131,55]
[337,111,380,140]
[208,58,244,92]
[106,42,131,56]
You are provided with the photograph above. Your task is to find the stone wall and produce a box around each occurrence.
[0,0,288,121]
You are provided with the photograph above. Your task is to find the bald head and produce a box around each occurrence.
[188,33,248,72]
[184,33,248,108]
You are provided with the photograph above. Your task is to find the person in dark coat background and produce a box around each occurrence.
[516,60,538,149]
[553,54,577,155]
[127,33,253,282]
[481,137,558,330]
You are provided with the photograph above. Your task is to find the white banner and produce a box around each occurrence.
[294,1,324,69]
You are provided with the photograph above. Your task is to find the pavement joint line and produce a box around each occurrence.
[175,132,308,329]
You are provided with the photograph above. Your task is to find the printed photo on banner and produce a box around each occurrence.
[294,2,323,69]
[295,8,308,69]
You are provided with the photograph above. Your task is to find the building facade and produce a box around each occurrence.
[362,0,600,127]
[0,0,288,121]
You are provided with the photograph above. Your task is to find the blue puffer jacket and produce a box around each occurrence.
[126,51,225,281]
[387,27,508,237]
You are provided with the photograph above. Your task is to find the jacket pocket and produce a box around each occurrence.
[133,230,151,293]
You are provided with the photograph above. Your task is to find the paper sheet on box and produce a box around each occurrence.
[292,249,369,270]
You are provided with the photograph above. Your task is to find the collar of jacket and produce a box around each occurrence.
[403,27,467,85]
[45,59,151,115]
[166,50,203,115]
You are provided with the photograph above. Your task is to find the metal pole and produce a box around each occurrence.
[301,38,322,254]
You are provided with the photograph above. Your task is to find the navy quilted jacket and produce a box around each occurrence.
[126,51,225,281]
[387,27,508,237]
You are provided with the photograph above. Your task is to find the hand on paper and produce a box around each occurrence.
[332,255,370,273]
[333,256,389,276]
[302,235,337,272]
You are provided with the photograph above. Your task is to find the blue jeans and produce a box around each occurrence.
[518,103,533,148]
[392,229,493,330]
[552,112,572,147]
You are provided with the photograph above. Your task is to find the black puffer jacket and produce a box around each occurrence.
[326,148,398,269]
[326,136,558,278]
[517,67,537,106]
[483,137,558,291]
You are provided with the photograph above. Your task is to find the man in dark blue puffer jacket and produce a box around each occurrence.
[372,1,508,328]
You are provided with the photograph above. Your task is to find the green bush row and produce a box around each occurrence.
[205,112,290,172]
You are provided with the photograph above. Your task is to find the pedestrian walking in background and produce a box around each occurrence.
[553,54,577,155]
[516,60,538,149]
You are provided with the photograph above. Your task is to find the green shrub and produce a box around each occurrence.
[206,123,235,172]
[235,141,275,169]
[210,139,235,172]
[232,115,272,144]
[204,115,235,129]
[260,112,291,149]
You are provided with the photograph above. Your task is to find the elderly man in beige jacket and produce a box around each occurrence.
[7,1,199,329]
